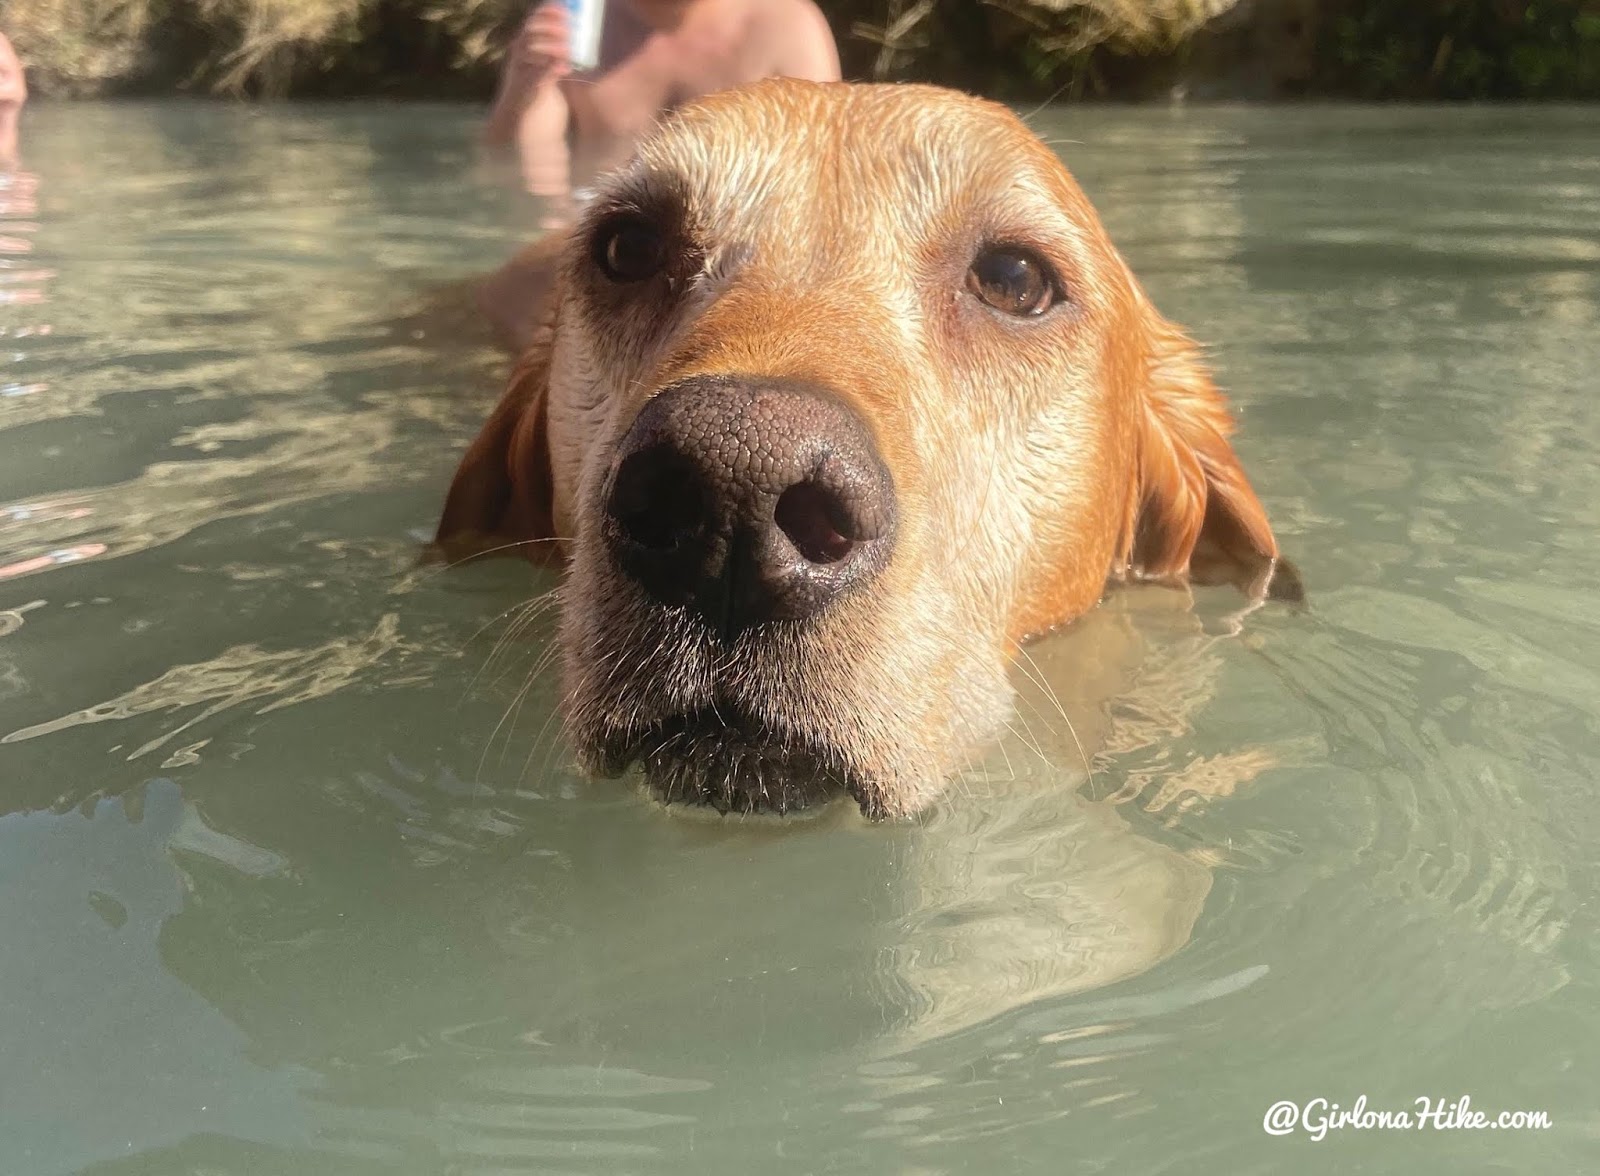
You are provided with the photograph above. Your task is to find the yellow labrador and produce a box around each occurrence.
[438,79,1299,818]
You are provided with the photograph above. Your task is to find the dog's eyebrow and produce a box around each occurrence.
[587,169,690,225]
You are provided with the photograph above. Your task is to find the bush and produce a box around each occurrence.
[1318,0,1600,98]
[6,0,1246,97]
[6,0,1599,98]
[835,0,1239,98]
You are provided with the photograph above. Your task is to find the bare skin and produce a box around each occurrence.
[478,0,839,349]
[0,34,26,167]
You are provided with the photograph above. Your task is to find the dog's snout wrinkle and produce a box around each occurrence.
[602,375,896,640]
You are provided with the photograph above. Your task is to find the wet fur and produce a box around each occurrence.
[439,80,1297,817]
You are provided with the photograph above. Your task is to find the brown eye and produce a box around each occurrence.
[966,247,1059,316]
[593,215,666,283]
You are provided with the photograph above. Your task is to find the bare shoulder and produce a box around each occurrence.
[760,0,840,82]
[774,0,835,41]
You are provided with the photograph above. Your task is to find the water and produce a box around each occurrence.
[1,101,1596,1173]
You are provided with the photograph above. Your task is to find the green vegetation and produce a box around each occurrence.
[5,0,1599,98]
[1318,1,1600,98]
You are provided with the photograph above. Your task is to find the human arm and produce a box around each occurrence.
[0,34,26,166]
[772,1,841,82]
[484,5,575,197]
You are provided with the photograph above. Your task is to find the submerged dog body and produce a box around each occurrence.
[439,80,1297,818]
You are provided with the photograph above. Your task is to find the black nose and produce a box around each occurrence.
[602,375,897,639]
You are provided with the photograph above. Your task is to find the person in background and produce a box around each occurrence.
[486,0,840,205]
[0,33,26,166]
[476,0,840,349]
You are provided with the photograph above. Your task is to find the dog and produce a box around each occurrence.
[437,79,1300,819]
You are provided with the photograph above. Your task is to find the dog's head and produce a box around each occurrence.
[438,80,1298,818]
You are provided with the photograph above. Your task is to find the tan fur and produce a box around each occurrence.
[438,80,1294,816]
[436,340,560,560]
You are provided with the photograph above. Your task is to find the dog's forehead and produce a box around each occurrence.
[625,81,1089,251]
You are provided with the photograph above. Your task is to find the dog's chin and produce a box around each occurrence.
[590,709,884,819]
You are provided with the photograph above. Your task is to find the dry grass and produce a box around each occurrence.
[847,0,1241,95]
[4,0,1239,96]
[854,0,1238,72]
[4,0,156,95]
[1012,0,1238,53]
[192,0,369,94]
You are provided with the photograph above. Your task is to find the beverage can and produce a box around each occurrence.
[564,0,607,71]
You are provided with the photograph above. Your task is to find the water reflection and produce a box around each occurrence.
[0,156,71,589]
[3,612,410,761]
[0,104,513,807]
[50,605,1223,1169]
[0,104,1596,1174]
[0,780,311,1172]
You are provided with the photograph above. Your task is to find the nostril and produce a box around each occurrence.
[774,481,859,566]
[609,450,706,550]
[617,494,701,550]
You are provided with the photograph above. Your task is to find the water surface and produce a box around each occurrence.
[1,101,1596,1174]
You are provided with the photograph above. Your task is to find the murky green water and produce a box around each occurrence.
[1,101,1596,1174]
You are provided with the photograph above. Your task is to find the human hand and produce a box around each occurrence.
[513,4,573,89]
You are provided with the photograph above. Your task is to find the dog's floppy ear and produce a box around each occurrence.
[1125,317,1301,602]
[434,335,558,562]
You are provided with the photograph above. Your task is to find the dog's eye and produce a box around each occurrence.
[966,248,1059,316]
[593,216,667,283]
